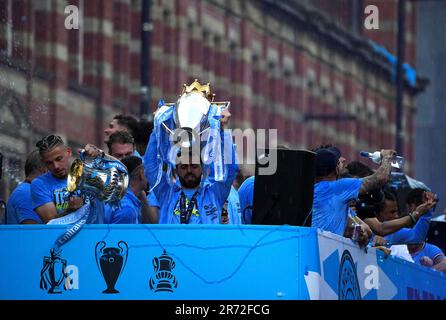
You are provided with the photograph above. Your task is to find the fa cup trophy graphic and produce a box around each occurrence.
[149,250,178,292]
[40,249,68,294]
[95,241,129,294]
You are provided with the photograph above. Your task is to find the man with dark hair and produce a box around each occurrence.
[106,131,135,161]
[31,135,85,223]
[84,136,160,215]
[145,109,237,224]
[363,190,433,236]
[104,114,139,144]
[7,150,47,224]
[134,119,153,156]
[312,146,396,237]
[104,156,157,224]
[346,161,375,178]
[405,189,446,271]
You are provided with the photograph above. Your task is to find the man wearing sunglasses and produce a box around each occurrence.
[31,135,84,223]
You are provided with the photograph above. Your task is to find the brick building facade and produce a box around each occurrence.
[0,0,426,199]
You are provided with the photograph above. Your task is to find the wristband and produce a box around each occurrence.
[409,211,418,225]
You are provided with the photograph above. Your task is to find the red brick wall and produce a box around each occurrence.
[0,0,418,171]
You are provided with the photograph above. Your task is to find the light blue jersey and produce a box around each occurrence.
[31,171,103,224]
[411,243,445,266]
[144,131,237,224]
[385,211,433,245]
[105,190,141,224]
[7,182,42,224]
[312,178,363,235]
[226,186,241,224]
[31,172,70,215]
[238,176,254,224]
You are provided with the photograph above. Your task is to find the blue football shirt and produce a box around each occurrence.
[31,172,70,215]
[411,243,445,265]
[7,182,42,224]
[30,171,103,224]
[312,178,364,235]
[238,176,254,224]
[105,190,142,224]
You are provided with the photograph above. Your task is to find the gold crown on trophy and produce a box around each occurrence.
[181,79,215,102]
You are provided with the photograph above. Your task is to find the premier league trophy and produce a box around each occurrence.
[40,249,68,294]
[95,241,128,294]
[160,79,230,147]
[67,152,129,207]
[152,79,230,186]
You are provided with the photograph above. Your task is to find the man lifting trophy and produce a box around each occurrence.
[144,79,238,224]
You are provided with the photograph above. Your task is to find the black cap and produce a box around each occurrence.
[315,149,338,177]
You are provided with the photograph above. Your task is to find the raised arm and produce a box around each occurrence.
[385,211,432,245]
[359,149,396,195]
[143,132,169,204]
[364,216,413,237]
[209,129,238,207]
[365,197,435,238]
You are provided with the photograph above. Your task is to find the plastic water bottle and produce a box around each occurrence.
[360,151,405,171]
[360,151,382,164]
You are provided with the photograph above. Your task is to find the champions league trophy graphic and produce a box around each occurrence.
[40,249,68,294]
[95,241,128,294]
[152,79,231,188]
[67,151,128,208]
[149,250,178,292]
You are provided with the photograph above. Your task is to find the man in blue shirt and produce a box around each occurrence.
[221,186,241,224]
[380,188,436,245]
[87,131,160,211]
[144,110,237,224]
[106,131,135,161]
[31,135,86,223]
[7,150,47,224]
[409,242,446,272]
[238,176,254,224]
[312,147,396,237]
[105,156,158,224]
[104,114,138,146]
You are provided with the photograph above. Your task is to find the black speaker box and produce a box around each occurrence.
[252,149,315,226]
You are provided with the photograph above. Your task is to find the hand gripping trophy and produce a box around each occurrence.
[151,79,231,188]
[67,151,129,208]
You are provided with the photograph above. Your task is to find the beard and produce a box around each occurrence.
[179,173,201,189]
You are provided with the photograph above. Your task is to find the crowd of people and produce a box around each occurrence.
[3,110,444,273]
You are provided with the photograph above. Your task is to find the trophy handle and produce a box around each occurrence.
[153,257,160,272]
[213,101,231,110]
[94,241,106,276]
[117,241,129,276]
